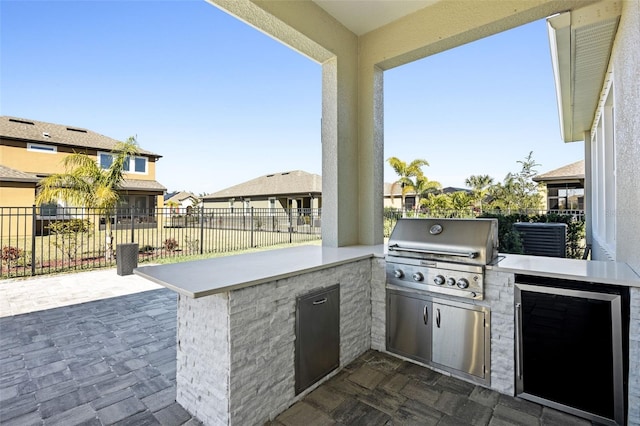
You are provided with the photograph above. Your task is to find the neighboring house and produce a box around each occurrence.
[383,183,404,209]
[383,183,470,210]
[0,116,166,215]
[533,160,585,211]
[202,170,321,213]
[164,191,200,214]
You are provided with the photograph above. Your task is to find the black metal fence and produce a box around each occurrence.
[1,206,321,278]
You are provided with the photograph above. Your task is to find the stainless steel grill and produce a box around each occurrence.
[386,218,499,300]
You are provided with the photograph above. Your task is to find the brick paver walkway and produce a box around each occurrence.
[0,286,201,425]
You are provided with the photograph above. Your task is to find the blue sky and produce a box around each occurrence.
[1,0,584,195]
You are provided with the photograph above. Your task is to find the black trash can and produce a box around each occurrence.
[116,243,139,276]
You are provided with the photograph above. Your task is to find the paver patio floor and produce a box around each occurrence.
[0,270,596,425]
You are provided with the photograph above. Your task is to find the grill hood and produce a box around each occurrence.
[387,218,499,266]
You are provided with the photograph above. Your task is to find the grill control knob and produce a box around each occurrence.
[434,275,445,285]
[412,272,424,282]
[446,277,456,286]
[457,278,470,289]
[393,269,404,279]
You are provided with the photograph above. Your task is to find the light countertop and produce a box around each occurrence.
[134,245,385,298]
[134,244,640,298]
[489,253,640,287]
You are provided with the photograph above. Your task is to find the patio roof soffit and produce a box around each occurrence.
[547,0,621,142]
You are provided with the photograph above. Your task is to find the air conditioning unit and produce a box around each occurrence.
[513,222,567,258]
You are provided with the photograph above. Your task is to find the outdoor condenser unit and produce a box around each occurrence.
[513,222,567,258]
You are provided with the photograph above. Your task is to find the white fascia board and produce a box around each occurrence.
[547,12,572,142]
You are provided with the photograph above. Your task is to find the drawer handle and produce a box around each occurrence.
[313,298,327,305]
[436,308,441,328]
[423,304,428,325]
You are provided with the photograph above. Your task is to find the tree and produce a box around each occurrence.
[413,174,442,211]
[35,137,140,260]
[465,174,494,213]
[387,157,429,212]
[486,152,543,213]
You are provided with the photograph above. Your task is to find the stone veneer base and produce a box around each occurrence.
[175,258,640,426]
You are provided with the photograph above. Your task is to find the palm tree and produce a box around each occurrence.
[387,157,429,213]
[465,174,494,213]
[413,174,442,212]
[35,137,140,260]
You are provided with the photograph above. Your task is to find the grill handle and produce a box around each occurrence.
[388,244,478,259]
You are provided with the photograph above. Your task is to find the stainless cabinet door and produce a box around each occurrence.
[387,292,431,363]
[432,302,485,378]
[295,285,340,395]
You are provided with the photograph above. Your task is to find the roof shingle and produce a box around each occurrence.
[0,116,161,158]
[203,170,321,200]
[0,164,40,183]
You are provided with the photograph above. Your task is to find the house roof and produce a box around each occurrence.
[383,183,403,197]
[0,164,164,192]
[120,179,166,192]
[0,164,40,183]
[165,191,198,203]
[203,170,321,200]
[0,116,161,158]
[533,160,585,182]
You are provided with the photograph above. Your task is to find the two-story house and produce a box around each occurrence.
[0,116,166,214]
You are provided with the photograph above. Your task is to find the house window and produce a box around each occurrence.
[39,202,59,216]
[27,143,56,153]
[98,152,147,174]
[269,197,276,214]
[547,186,584,210]
[134,157,146,173]
[99,153,113,169]
[244,199,251,214]
[229,198,235,213]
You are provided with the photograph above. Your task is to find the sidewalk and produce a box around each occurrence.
[0,268,162,318]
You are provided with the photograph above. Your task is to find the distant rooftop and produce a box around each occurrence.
[203,170,321,200]
[533,160,584,182]
[0,116,161,158]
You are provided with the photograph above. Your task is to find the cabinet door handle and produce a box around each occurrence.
[313,298,327,305]
[436,308,441,328]
[515,302,523,379]
[423,304,428,325]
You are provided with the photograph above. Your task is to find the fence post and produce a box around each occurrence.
[199,208,204,255]
[289,208,293,244]
[31,205,36,276]
[250,207,254,248]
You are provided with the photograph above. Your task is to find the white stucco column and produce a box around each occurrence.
[321,55,360,247]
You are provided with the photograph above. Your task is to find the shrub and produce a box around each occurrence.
[184,236,199,252]
[163,238,179,251]
[2,246,24,262]
[47,219,93,261]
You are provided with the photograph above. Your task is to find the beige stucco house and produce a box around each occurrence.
[202,170,322,212]
[533,160,585,211]
[164,191,201,215]
[0,116,166,213]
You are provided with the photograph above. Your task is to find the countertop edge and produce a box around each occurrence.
[134,245,385,298]
[488,253,640,288]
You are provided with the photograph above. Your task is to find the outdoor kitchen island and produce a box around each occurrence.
[134,244,640,426]
[134,244,386,426]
